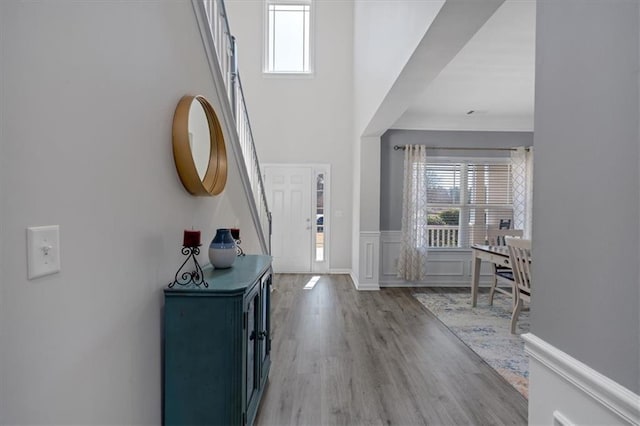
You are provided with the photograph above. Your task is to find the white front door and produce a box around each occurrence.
[264,165,313,273]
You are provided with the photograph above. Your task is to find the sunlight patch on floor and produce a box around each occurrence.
[303,276,321,290]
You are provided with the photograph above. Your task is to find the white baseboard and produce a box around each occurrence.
[329,269,351,274]
[348,271,359,290]
[523,333,640,425]
[356,282,380,291]
[347,271,379,291]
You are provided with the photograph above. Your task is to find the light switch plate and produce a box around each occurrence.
[27,225,61,280]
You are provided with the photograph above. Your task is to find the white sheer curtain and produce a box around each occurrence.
[511,146,534,238]
[397,145,429,281]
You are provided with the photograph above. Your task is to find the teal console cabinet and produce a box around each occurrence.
[163,255,272,426]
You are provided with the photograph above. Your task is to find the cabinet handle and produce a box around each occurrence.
[249,330,256,341]
[258,331,267,340]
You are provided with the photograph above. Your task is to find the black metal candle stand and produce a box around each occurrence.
[234,239,245,256]
[169,245,208,288]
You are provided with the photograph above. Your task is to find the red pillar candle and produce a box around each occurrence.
[230,228,240,240]
[183,230,201,247]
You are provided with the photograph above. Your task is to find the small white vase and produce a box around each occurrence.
[208,228,237,269]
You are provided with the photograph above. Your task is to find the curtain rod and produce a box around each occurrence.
[393,145,530,152]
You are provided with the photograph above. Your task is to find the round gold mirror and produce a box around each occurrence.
[172,95,227,196]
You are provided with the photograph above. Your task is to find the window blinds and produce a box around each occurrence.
[424,161,513,248]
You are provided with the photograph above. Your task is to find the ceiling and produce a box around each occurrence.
[392,0,536,132]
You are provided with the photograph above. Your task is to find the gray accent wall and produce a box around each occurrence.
[380,130,533,230]
[533,1,639,392]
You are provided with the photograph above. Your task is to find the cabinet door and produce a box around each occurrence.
[164,294,244,426]
[245,288,261,419]
[259,273,271,378]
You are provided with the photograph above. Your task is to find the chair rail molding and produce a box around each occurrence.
[357,232,380,290]
[523,333,640,426]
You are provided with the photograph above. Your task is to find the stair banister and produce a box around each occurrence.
[192,0,272,255]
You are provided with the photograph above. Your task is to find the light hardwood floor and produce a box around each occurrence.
[256,274,528,426]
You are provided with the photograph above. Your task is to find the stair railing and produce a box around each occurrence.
[193,0,272,254]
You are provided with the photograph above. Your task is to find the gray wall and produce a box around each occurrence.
[533,1,639,392]
[380,130,533,230]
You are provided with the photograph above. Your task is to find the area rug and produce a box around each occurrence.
[413,289,529,399]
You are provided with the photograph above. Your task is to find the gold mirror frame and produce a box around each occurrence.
[172,95,227,196]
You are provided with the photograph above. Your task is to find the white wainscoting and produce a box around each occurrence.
[523,333,640,426]
[380,231,495,287]
[357,232,380,290]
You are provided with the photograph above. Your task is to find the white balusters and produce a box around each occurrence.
[427,226,459,248]
[201,0,271,251]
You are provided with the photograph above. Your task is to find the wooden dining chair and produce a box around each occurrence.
[487,228,523,306]
[505,237,532,334]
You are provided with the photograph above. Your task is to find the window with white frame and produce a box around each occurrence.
[424,159,513,248]
[265,0,312,74]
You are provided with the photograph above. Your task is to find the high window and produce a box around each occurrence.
[265,0,312,74]
[424,159,513,248]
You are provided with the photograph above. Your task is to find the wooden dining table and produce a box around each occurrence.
[470,244,511,307]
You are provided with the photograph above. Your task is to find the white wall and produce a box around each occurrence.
[351,1,505,287]
[351,132,361,283]
[353,0,444,136]
[0,1,259,423]
[359,136,381,231]
[225,0,354,270]
[532,0,639,396]
[350,0,443,285]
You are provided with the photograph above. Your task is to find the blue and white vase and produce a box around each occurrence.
[208,228,237,269]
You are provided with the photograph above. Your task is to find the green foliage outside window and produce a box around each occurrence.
[438,209,460,225]
[427,214,446,225]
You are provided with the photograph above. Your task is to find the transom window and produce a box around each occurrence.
[265,0,312,74]
[424,159,513,248]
